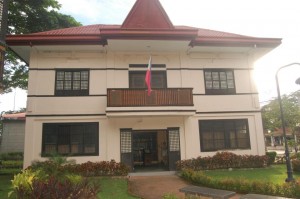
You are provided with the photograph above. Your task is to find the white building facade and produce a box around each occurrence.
[7,0,281,170]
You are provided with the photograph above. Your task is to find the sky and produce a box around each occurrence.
[1,0,300,112]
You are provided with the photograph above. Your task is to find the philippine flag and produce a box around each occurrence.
[145,56,152,96]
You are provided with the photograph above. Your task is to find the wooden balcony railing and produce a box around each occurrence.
[107,88,193,107]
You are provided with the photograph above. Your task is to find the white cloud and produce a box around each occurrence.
[57,0,135,24]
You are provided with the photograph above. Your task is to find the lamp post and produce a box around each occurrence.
[275,62,300,182]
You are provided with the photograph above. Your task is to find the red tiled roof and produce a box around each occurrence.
[2,112,26,120]
[7,24,281,48]
[5,0,281,48]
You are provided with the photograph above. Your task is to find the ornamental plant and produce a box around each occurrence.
[177,152,269,170]
[10,154,101,199]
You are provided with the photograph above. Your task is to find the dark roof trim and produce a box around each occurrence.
[6,35,107,46]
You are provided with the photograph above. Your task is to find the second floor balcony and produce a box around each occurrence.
[107,88,194,107]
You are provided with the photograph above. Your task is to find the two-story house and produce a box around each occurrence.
[6,0,281,170]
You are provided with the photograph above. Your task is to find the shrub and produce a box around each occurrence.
[292,159,300,172]
[291,153,300,160]
[9,169,48,198]
[0,152,23,161]
[177,152,269,170]
[10,154,102,199]
[180,169,300,198]
[64,160,129,176]
[1,160,23,169]
[29,176,100,199]
[266,152,277,165]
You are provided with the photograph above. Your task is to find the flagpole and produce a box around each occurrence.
[145,46,152,96]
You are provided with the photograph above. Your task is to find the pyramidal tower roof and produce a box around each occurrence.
[121,0,174,29]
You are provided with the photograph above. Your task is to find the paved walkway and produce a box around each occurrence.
[128,172,242,199]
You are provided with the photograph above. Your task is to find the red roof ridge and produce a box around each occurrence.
[121,0,174,29]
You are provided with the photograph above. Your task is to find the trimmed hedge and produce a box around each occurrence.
[181,169,300,198]
[29,159,129,176]
[65,160,129,176]
[0,152,23,161]
[177,152,269,170]
[1,160,23,169]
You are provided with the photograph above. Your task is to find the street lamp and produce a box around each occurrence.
[275,62,300,182]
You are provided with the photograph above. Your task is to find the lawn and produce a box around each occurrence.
[204,164,300,184]
[0,173,138,199]
[0,169,22,199]
[0,175,14,199]
[97,177,139,199]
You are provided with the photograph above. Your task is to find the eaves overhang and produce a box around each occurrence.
[190,37,282,48]
[6,34,108,46]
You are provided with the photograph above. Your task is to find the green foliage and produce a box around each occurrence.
[292,159,300,172]
[1,160,23,169]
[262,91,300,133]
[9,169,48,198]
[3,0,81,93]
[288,140,300,153]
[266,151,277,165]
[31,176,99,199]
[180,169,300,198]
[177,152,269,171]
[29,153,76,181]
[64,160,130,176]
[291,152,300,160]
[0,152,23,160]
[10,154,101,198]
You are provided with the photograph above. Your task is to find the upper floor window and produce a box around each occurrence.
[55,70,89,96]
[129,71,167,89]
[199,119,250,152]
[204,69,235,94]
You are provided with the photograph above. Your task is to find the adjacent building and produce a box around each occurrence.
[6,0,281,170]
[0,113,25,153]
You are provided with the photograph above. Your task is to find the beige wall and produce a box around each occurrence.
[23,48,266,168]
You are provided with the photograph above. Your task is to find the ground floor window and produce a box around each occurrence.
[199,119,250,152]
[42,122,99,156]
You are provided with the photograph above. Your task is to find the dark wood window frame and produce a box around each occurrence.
[199,119,251,152]
[129,70,167,89]
[55,69,89,96]
[204,69,236,95]
[42,122,99,156]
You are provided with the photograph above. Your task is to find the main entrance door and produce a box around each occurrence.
[120,128,181,172]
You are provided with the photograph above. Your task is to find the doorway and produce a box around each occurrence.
[120,128,181,172]
[132,130,168,172]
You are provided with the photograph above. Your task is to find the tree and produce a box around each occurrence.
[2,0,81,93]
[262,91,300,134]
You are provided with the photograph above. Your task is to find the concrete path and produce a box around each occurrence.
[128,172,242,199]
[128,174,188,199]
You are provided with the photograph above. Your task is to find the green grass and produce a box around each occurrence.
[0,175,14,199]
[97,177,139,199]
[0,169,22,199]
[204,164,300,184]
